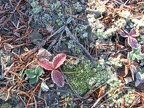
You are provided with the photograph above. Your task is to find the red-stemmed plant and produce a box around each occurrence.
[118,28,139,48]
[38,53,66,87]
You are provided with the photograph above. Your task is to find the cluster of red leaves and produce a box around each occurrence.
[38,53,66,87]
[118,28,139,48]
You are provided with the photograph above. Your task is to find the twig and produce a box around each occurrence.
[26,82,41,107]
[65,26,94,64]
[91,84,126,108]
[24,47,38,61]
[47,29,65,50]
[5,86,13,101]
[4,62,14,76]
[36,95,48,107]
[18,95,27,107]
[113,0,133,9]
[33,96,37,108]
[46,26,65,42]
[1,0,22,28]
[24,26,65,61]
[54,29,65,51]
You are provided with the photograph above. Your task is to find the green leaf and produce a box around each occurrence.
[129,52,136,60]
[129,45,144,60]
[136,53,144,60]
[29,77,38,84]
[35,66,43,76]
[25,69,36,78]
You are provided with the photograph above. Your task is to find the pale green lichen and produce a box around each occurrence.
[30,1,42,14]
[140,34,144,44]
[118,10,131,18]
[67,40,81,54]
[51,1,61,11]
[107,87,135,107]
[107,54,122,67]
[0,51,11,64]
[73,2,83,13]
[132,18,144,27]
[114,18,126,28]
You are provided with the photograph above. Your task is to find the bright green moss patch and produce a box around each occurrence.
[63,59,113,95]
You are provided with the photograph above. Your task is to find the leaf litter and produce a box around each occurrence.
[0,0,144,107]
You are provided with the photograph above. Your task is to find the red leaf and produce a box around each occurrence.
[129,28,139,37]
[118,29,129,37]
[53,53,66,69]
[128,37,139,48]
[51,70,64,87]
[38,59,53,70]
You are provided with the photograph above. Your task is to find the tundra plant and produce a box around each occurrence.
[38,53,66,87]
[118,28,139,48]
[25,66,43,84]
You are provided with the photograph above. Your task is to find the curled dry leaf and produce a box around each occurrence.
[38,58,53,70]
[124,77,133,84]
[36,48,52,60]
[53,53,66,69]
[51,70,64,87]
[124,65,129,77]
[130,65,137,80]
[98,85,107,98]
[0,37,2,49]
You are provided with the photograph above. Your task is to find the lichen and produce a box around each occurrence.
[30,1,42,14]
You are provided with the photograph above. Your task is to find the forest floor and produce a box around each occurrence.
[0,0,144,108]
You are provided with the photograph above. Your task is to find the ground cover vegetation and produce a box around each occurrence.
[0,0,144,107]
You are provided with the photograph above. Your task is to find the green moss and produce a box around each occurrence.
[63,59,113,95]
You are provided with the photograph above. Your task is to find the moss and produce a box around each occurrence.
[63,59,113,95]
[0,97,22,108]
